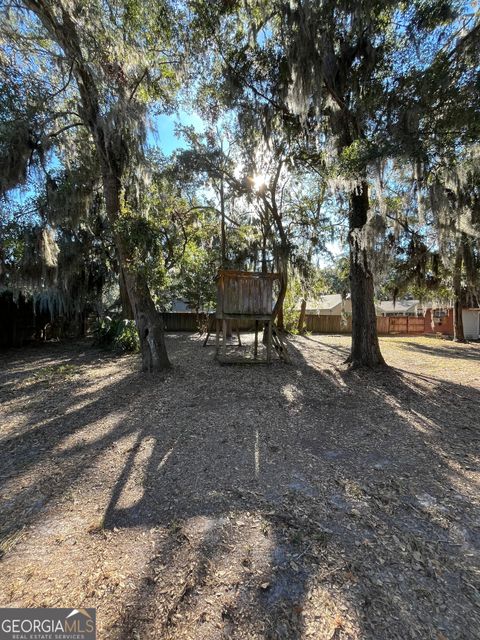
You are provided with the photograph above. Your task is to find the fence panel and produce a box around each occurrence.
[305,315,390,335]
[162,312,257,332]
[388,316,427,334]
[376,316,390,334]
[407,317,426,333]
[389,317,408,333]
[163,312,204,332]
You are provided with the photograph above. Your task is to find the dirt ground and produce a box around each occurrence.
[0,333,479,639]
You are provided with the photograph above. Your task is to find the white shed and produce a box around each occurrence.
[462,309,480,340]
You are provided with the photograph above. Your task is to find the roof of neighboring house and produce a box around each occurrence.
[315,293,347,309]
[378,299,420,313]
[378,299,457,313]
[295,294,348,311]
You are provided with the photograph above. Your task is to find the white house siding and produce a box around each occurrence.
[462,310,480,339]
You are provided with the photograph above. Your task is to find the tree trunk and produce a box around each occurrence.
[453,296,465,342]
[453,239,465,342]
[297,298,307,334]
[119,266,134,320]
[125,269,171,372]
[272,253,288,330]
[263,246,287,344]
[220,175,227,268]
[346,181,385,367]
[261,231,268,274]
[277,303,285,331]
[104,174,171,372]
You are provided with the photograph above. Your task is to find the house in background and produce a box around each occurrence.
[170,297,213,314]
[379,299,454,334]
[423,306,480,338]
[171,297,192,312]
[377,299,480,339]
[297,294,385,316]
[296,294,352,315]
[422,306,454,335]
[377,299,422,316]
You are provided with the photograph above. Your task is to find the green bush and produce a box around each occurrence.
[93,316,139,353]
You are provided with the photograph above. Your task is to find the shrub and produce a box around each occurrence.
[93,316,139,353]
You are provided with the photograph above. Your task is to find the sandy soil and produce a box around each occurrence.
[0,334,479,639]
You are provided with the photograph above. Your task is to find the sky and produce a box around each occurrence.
[148,110,205,155]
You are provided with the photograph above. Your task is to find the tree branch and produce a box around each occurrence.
[48,121,85,138]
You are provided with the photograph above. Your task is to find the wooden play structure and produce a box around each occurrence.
[210,269,289,364]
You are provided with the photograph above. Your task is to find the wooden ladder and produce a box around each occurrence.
[272,325,290,363]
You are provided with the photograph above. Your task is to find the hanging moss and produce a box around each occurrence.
[0,120,34,196]
[20,226,59,287]
[428,147,480,298]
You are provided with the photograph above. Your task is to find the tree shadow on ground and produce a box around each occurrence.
[0,335,479,639]
[394,337,480,361]
[101,336,480,638]
[301,334,352,359]
[0,344,145,558]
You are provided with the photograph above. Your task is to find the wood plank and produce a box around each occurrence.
[266,320,272,363]
[222,319,227,359]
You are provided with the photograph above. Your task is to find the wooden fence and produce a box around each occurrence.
[304,314,350,334]
[377,317,391,334]
[163,312,427,335]
[163,312,256,332]
[388,316,426,334]
[304,315,391,335]
[163,312,209,332]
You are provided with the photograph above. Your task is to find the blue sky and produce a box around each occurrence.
[148,110,205,155]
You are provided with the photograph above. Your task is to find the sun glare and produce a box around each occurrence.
[252,174,266,191]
